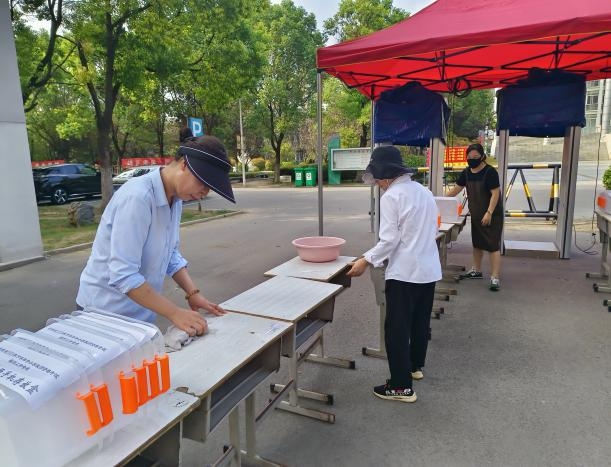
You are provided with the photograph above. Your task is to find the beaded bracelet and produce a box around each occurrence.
[185,289,200,300]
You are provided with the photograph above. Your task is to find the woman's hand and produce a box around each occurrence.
[170,308,208,336]
[346,257,369,277]
[188,293,227,316]
[481,211,492,226]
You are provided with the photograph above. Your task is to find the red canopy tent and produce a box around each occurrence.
[313,0,611,259]
[317,0,611,98]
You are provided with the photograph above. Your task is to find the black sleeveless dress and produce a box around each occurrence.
[463,165,503,252]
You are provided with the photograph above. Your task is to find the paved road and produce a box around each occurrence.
[199,160,609,222]
[16,176,599,335]
[2,186,374,334]
[47,160,609,220]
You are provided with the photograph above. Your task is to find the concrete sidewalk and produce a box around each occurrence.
[0,191,609,466]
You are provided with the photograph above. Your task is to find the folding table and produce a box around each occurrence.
[220,275,344,424]
[264,255,357,369]
[170,312,292,466]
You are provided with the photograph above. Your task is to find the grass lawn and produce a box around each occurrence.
[38,204,232,251]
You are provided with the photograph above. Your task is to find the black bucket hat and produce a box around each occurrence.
[178,139,235,203]
[363,146,412,184]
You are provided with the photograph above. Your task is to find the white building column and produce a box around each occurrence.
[0,1,43,269]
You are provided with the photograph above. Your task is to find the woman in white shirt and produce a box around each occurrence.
[347,146,442,403]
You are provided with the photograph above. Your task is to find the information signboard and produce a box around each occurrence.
[330,148,371,171]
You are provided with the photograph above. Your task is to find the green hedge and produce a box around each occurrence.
[229,171,273,180]
[604,166,611,190]
[250,157,266,171]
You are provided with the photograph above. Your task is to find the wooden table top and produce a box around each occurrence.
[264,255,357,282]
[219,276,343,323]
[170,312,291,397]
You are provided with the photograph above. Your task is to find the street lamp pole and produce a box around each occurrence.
[239,99,246,187]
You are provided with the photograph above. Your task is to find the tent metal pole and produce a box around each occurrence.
[555,125,581,259]
[429,137,445,196]
[372,99,380,241]
[497,129,510,254]
[317,72,324,236]
[363,94,387,360]
[370,98,376,234]
[602,79,611,135]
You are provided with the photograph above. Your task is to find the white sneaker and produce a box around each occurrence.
[489,277,500,291]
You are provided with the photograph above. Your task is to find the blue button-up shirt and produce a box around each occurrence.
[76,169,187,322]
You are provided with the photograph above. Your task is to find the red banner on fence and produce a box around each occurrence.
[31,159,65,168]
[425,146,468,168]
[121,157,173,169]
[444,146,468,167]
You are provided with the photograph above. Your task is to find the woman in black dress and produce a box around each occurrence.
[447,143,502,291]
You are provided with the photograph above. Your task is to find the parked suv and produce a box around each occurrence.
[33,163,101,205]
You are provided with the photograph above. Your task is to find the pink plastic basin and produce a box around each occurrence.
[292,236,346,262]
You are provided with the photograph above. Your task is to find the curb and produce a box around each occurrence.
[0,255,46,272]
[45,210,243,257]
[179,210,243,226]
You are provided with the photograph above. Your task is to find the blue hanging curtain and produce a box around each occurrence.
[497,68,586,138]
[374,82,451,147]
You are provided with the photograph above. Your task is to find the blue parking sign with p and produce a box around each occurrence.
[188,117,204,137]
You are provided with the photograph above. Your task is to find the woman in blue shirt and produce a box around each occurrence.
[77,135,236,336]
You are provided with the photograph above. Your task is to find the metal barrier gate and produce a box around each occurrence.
[504,163,560,219]
[419,163,561,220]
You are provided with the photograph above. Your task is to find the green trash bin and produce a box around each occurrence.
[294,167,304,187]
[304,166,317,186]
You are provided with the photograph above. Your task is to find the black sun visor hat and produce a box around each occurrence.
[362,146,413,184]
[178,145,236,203]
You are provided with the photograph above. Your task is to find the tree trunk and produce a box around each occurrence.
[268,104,283,183]
[97,125,113,210]
[156,118,165,156]
[274,147,282,183]
[359,122,368,148]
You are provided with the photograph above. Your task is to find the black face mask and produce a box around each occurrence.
[467,158,482,169]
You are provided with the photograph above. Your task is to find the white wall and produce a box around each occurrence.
[0,1,43,267]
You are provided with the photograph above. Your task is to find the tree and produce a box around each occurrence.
[323,0,408,147]
[322,76,369,149]
[254,0,323,182]
[447,90,495,143]
[21,38,96,162]
[132,0,264,157]
[11,0,67,112]
[64,0,154,208]
[323,0,407,43]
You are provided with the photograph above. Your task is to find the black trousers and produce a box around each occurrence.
[384,279,436,388]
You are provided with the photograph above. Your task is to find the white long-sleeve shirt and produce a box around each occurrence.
[363,175,442,284]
